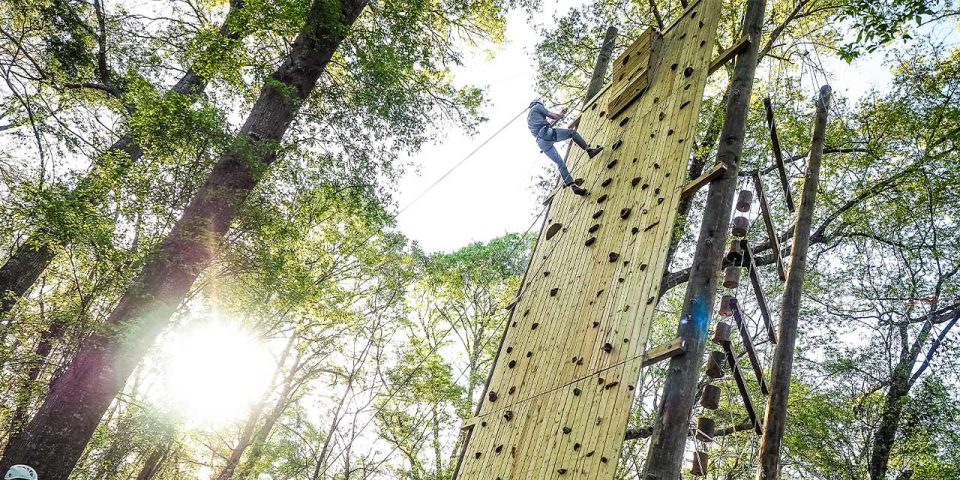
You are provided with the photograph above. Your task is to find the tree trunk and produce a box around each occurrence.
[641,1,767,478]
[0,0,244,318]
[868,368,911,480]
[0,2,368,478]
[7,316,67,438]
[585,26,618,102]
[135,429,173,480]
[756,85,831,479]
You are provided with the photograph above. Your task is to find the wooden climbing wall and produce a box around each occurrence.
[454,1,721,478]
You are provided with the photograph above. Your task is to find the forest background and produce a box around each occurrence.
[0,0,958,478]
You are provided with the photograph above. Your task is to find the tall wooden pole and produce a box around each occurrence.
[641,1,767,478]
[756,85,832,479]
[585,26,619,102]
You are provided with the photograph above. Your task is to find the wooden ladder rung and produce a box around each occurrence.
[680,163,727,200]
[641,337,687,367]
[708,35,751,75]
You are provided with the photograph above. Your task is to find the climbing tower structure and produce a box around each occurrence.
[453,1,723,477]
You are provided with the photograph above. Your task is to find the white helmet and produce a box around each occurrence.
[5,465,37,480]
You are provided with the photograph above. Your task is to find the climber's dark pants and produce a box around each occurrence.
[536,127,589,185]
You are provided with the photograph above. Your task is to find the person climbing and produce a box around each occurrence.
[528,98,604,196]
[5,465,37,480]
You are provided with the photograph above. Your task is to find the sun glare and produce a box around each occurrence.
[157,321,275,425]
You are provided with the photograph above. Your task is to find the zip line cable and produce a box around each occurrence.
[396,105,531,216]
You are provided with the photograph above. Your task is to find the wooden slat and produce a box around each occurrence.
[680,162,727,200]
[763,97,796,212]
[741,240,778,344]
[708,35,750,75]
[641,337,686,367]
[608,70,651,119]
[753,172,787,281]
[720,340,763,435]
[729,297,769,395]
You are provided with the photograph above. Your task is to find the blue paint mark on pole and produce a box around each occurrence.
[692,293,711,341]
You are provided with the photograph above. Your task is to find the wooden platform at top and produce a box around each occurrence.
[454,1,723,478]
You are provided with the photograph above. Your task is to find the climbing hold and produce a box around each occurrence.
[526,351,533,357]
[522,310,529,317]
[658,197,665,204]
[573,387,582,396]
[506,346,513,353]
[618,277,625,283]
[531,322,539,330]
[475,452,482,459]
[609,252,620,262]
[508,385,516,394]
[732,216,749,237]
[504,410,514,421]
[631,227,640,235]
[620,208,632,219]
[593,210,604,219]
[601,177,613,187]
[654,162,661,169]
[671,63,678,70]
[680,100,691,109]
[619,116,630,127]
[604,381,619,389]
[585,237,597,247]
[588,223,601,233]
[612,139,623,150]
[639,263,648,271]
[495,444,503,453]
[508,360,517,368]
[602,343,613,353]
[606,159,618,169]
[628,384,635,391]
[557,469,568,475]
[573,443,581,451]
[667,129,675,136]
[646,296,655,304]
[545,222,563,240]
[597,194,608,204]
[576,357,584,366]
[592,321,600,328]
[601,457,609,464]
[596,289,605,297]
[641,183,650,190]
[623,305,630,312]
[550,287,560,296]
[684,66,695,77]
[654,187,661,194]
[488,391,498,402]
[562,427,572,434]
[658,111,666,121]
[585,451,595,458]
[631,177,642,187]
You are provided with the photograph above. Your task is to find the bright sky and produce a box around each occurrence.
[392,5,960,254]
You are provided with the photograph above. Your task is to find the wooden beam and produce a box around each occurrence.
[753,172,787,281]
[758,86,833,479]
[720,339,763,435]
[741,240,777,344]
[730,297,770,395]
[642,0,768,476]
[714,420,755,437]
[708,35,751,75]
[641,337,687,367]
[680,163,727,200]
[763,97,796,212]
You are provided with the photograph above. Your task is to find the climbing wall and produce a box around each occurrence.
[454,1,721,478]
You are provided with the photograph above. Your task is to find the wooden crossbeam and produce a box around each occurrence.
[752,173,787,281]
[641,337,686,367]
[713,421,755,437]
[680,163,727,200]
[708,35,751,75]
[763,97,796,212]
[729,297,770,395]
[720,340,763,435]
[741,240,778,344]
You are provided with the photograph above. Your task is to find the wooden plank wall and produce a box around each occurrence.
[455,1,721,478]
